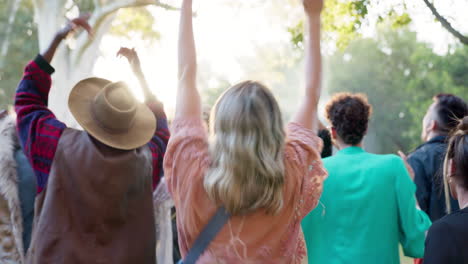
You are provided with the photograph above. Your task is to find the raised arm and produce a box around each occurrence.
[117,47,170,190]
[15,15,92,193]
[292,0,323,132]
[176,0,201,120]
[117,47,155,103]
[42,15,92,63]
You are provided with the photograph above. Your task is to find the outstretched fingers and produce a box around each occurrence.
[70,13,93,36]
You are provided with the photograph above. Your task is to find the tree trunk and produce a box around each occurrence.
[0,0,22,68]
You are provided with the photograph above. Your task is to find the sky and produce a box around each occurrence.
[93,0,468,117]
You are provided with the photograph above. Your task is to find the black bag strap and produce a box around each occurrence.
[180,207,230,264]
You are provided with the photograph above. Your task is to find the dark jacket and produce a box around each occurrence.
[423,207,468,264]
[408,136,459,222]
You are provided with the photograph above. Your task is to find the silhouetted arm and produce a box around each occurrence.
[176,0,201,120]
[117,47,155,102]
[293,0,323,133]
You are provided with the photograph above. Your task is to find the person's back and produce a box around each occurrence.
[302,93,431,264]
[408,137,456,221]
[166,119,326,263]
[167,1,327,263]
[14,19,170,263]
[27,129,155,263]
[408,94,468,221]
[303,148,428,263]
[424,208,468,263]
[423,117,468,264]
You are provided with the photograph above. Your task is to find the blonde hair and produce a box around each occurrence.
[443,116,468,213]
[204,81,285,215]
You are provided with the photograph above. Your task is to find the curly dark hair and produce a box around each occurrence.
[325,93,373,145]
[433,94,468,133]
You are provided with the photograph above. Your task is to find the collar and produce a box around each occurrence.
[411,135,447,154]
[337,146,365,155]
[426,135,447,144]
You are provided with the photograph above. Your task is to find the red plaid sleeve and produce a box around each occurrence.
[146,100,170,190]
[14,55,67,194]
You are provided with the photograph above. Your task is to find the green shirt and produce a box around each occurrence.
[302,147,431,264]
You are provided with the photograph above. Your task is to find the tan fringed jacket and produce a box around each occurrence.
[0,115,25,263]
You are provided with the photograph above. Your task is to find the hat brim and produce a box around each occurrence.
[68,78,156,150]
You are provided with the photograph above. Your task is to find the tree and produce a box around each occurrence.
[288,0,467,49]
[34,0,176,125]
[0,0,176,124]
[326,28,467,153]
[0,0,38,108]
[421,0,468,45]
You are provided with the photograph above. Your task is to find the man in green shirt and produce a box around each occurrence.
[302,93,431,264]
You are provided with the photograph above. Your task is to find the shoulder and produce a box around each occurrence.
[428,209,468,236]
[322,154,339,167]
[364,153,408,179]
[58,128,85,142]
[427,217,453,242]
[378,153,404,165]
[165,116,209,165]
[434,209,468,230]
[359,152,403,167]
[170,116,207,141]
[285,122,323,154]
[368,153,405,169]
[409,141,443,161]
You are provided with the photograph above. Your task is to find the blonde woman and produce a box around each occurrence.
[164,0,327,263]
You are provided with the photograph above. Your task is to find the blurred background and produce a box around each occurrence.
[0,0,467,157]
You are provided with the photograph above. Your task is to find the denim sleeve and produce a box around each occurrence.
[407,155,431,215]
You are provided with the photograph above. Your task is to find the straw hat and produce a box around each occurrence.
[68,77,156,150]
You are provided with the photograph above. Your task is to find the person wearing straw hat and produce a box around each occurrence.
[14,15,169,264]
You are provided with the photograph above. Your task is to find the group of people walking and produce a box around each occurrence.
[0,0,466,263]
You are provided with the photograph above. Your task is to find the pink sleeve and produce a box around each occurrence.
[284,122,328,218]
[163,116,210,206]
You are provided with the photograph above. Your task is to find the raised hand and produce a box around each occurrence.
[57,14,93,40]
[398,151,415,180]
[41,14,93,63]
[117,47,142,74]
[117,47,155,102]
[292,0,323,131]
[302,0,324,15]
[175,0,201,119]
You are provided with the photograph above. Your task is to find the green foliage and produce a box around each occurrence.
[110,7,160,43]
[0,0,38,109]
[390,13,412,29]
[322,0,369,49]
[70,0,95,13]
[326,29,467,153]
[288,21,304,50]
[289,0,414,50]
